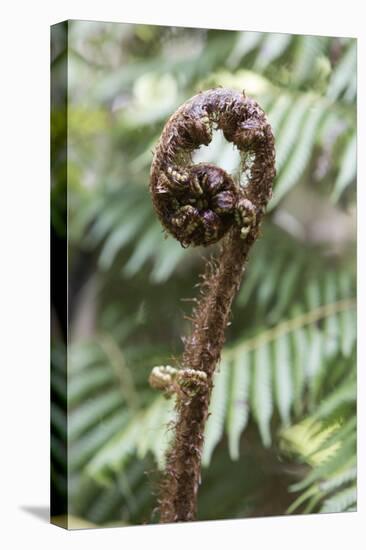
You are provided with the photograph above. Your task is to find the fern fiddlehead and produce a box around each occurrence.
[149,88,276,522]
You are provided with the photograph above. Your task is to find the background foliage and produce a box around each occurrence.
[51,21,356,527]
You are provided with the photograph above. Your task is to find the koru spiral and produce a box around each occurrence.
[150,87,276,248]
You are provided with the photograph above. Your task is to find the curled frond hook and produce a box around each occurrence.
[150,88,275,247]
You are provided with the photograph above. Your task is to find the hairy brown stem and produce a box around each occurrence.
[149,88,276,522]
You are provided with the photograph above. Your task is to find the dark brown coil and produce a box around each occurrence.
[150,88,276,247]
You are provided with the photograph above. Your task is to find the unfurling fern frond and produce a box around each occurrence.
[281,366,356,514]
[327,41,357,102]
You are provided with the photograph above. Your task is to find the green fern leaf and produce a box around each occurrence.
[323,272,341,359]
[251,344,273,447]
[273,334,293,426]
[237,253,263,307]
[292,36,323,85]
[150,401,176,469]
[98,205,150,270]
[226,352,251,460]
[307,416,356,458]
[267,257,304,321]
[319,465,357,495]
[267,94,293,135]
[69,366,114,406]
[340,308,357,358]
[123,223,162,276]
[338,271,356,356]
[202,359,230,466]
[292,327,308,416]
[313,378,356,420]
[327,41,357,101]
[331,132,356,202]
[51,403,67,438]
[86,417,143,485]
[290,434,356,492]
[136,397,171,459]
[227,31,263,68]
[274,95,312,173]
[69,411,129,471]
[51,434,66,468]
[69,389,124,442]
[150,238,186,283]
[69,343,105,374]
[286,485,318,514]
[257,251,285,311]
[255,33,292,71]
[85,194,137,247]
[320,486,357,514]
[137,396,174,467]
[270,101,326,209]
[306,328,323,386]
[344,72,357,103]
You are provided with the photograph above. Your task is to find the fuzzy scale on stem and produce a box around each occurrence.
[149,88,276,522]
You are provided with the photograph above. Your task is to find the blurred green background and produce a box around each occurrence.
[51,21,356,528]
